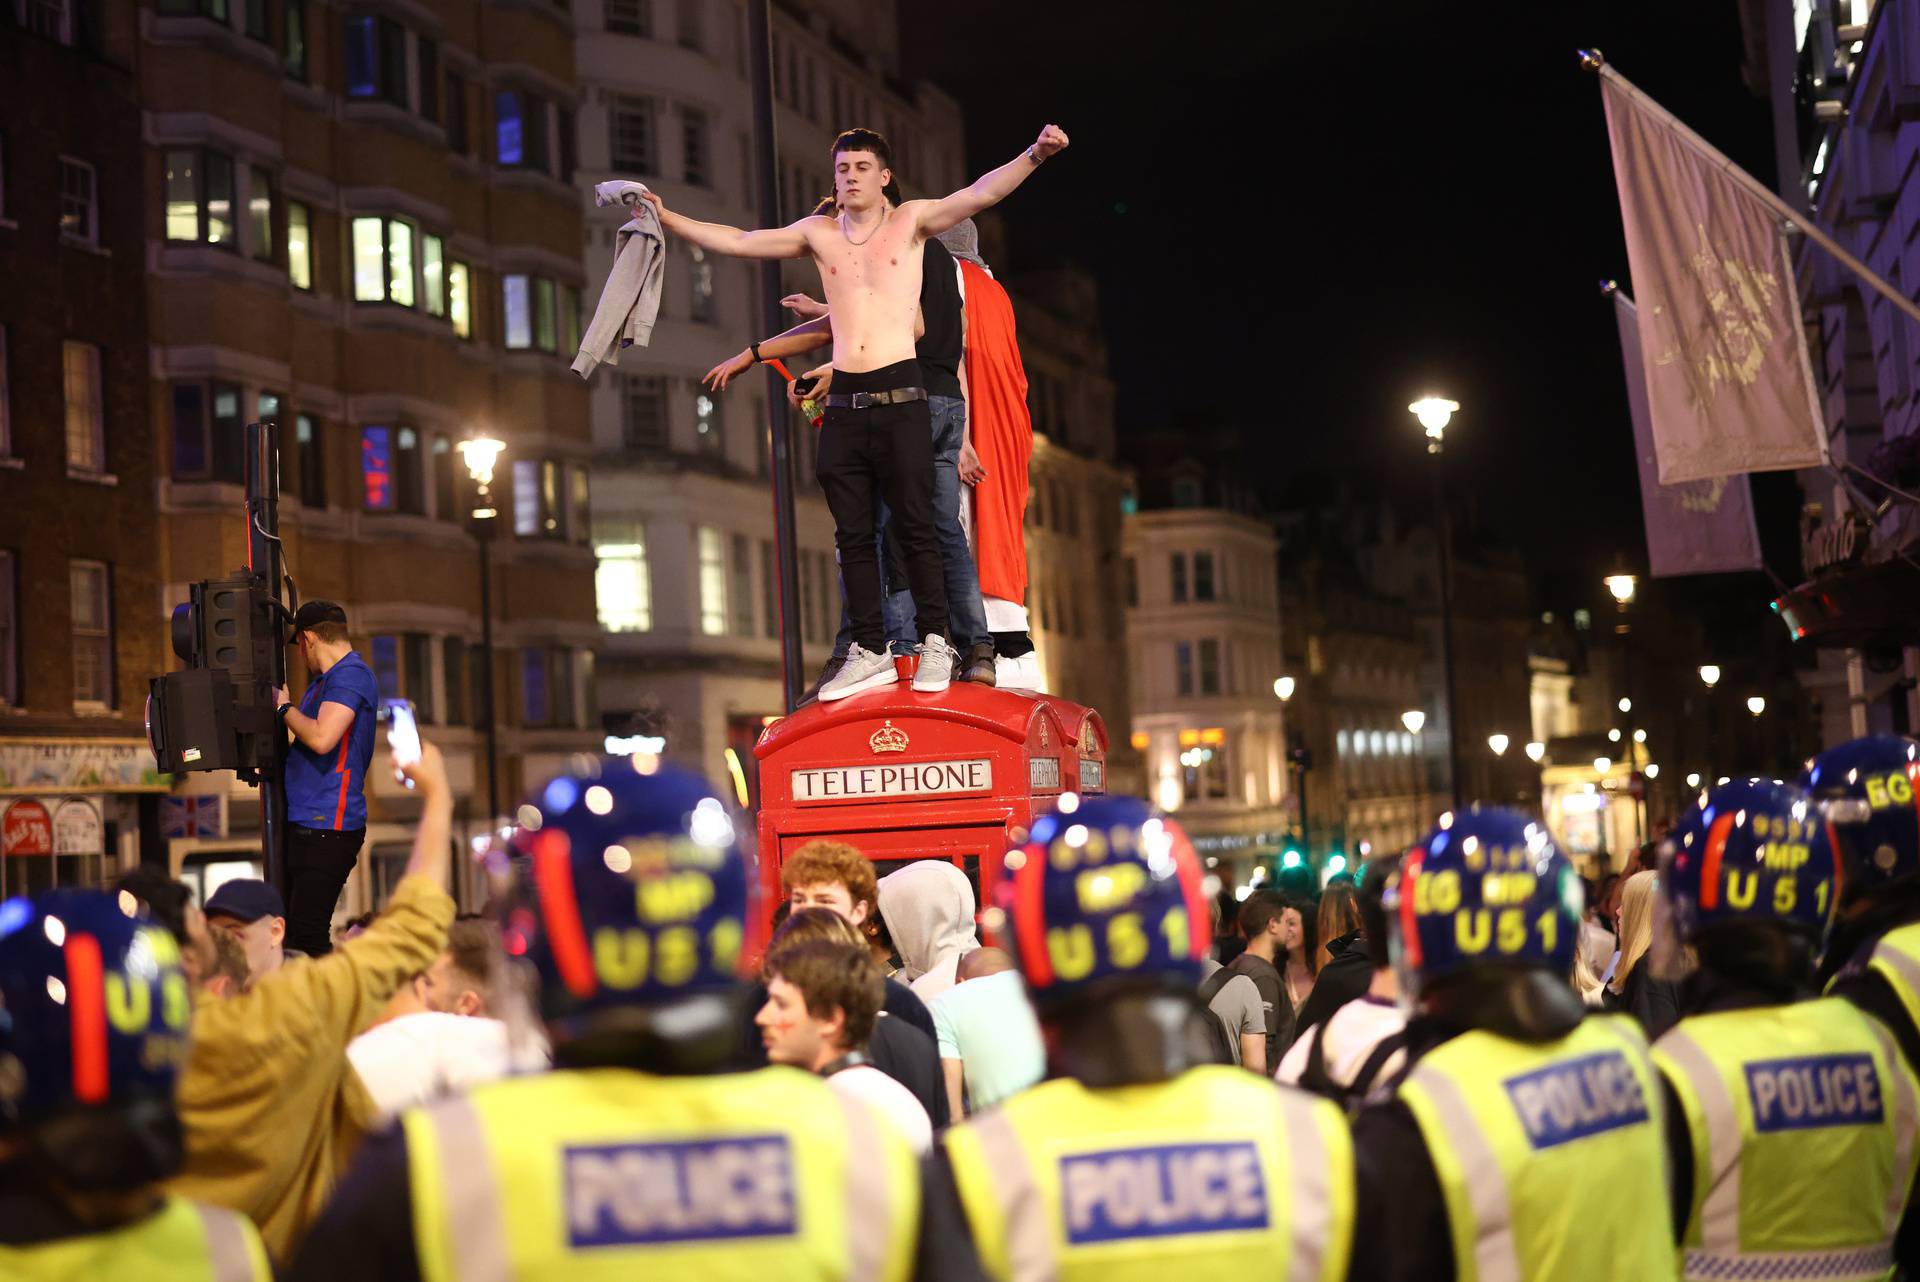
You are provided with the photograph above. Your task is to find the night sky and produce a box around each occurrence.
[902,2,1803,642]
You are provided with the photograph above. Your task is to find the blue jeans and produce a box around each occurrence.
[834,394,989,654]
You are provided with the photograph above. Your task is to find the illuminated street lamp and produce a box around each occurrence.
[1594,756,1613,774]
[1747,696,1767,717]
[1605,574,1637,605]
[456,435,507,823]
[1699,665,1721,688]
[1411,397,1462,807]
[1617,697,1632,713]
[1488,733,1510,756]
[1274,676,1295,702]
[1686,773,1702,790]
[1645,764,1660,779]
[1402,709,1427,735]
[1525,741,1546,763]
[1633,729,1647,744]
[1608,728,1622,743]
[1606,568,1643,846]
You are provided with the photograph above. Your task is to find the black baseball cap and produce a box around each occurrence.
[203,878,286,924]
[290,600,348,639]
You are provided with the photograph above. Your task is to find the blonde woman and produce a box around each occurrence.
[1604,870,1683,1038]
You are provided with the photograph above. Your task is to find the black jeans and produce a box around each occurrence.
[816,359,948,649]
[285,823,364,956]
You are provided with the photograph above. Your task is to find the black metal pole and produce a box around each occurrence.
[1620,613,1643,846]
[477,525,499,822]
[748,0,805,711]
[1431,447,1463,809]
[245,420,288,894]
[1298,759,1311,861]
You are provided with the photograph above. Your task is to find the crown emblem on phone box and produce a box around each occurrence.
[869,720,909,754]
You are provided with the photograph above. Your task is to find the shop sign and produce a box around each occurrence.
[0,739,167,795]
[53,798,103,855]
[2,801,52,856]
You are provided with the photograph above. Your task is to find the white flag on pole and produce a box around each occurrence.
[1598,67,1827,484]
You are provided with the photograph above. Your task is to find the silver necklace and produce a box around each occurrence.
[839,205,888,247]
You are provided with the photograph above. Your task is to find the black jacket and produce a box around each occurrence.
[1605,960,1683,1042]
[1288,930,1372,1048]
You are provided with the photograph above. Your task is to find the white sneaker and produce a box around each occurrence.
[911,635,957,693]
[994,652,1045,693]
[817,643,899,702]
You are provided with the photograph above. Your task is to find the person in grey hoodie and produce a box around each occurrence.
[875,861,980,1004]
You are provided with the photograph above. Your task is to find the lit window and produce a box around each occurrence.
[70,560,113,708]
[596,533,652,632]
[532,278,556,351]
[361,426,394,510]
[58,158,96,246]
[422,233,444,316]
[205,152,234,247]
[163,148,236,248]
[387,219,414,307]
[698,526,726,635]
[689,246,714,322]
[352,217,385,301]
[502,275,531,348]
[694,393,721,454]
[164,149,198,241]
[343,15,406,106]
[284,0,307,78]
[62,342,104,475]
[448,262,472,338]
[287,201,312,289]
[496,89,525,166]
[560,285,581,354]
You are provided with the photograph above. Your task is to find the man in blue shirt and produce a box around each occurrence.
[273,601,379,956]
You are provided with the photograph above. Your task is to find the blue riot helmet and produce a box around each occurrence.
[1661,779,1831,938]
[0,889,192,1188]
[1801,735,1920,910]
[997,794,1213,1010]
[500,756,756,1068]
[1384,806,1586,1038]
[1658,779,1831,995]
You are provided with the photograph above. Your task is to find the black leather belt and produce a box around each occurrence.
[824,387,928,409]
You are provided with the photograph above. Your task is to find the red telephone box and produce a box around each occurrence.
[753,683,1107,916]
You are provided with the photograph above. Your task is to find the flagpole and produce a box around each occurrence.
[1581,50,1920,332]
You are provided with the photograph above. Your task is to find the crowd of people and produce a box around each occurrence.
[7,730,1920,1279]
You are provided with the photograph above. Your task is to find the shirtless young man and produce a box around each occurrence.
[643,122,1069,701]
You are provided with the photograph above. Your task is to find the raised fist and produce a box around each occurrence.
[1033,124,1070,160]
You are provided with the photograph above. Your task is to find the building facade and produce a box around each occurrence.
[132,0,600,905]
[1123,499,1288,885]
[1756,0,1920,742]
[0,0,169,893]
[574,0,968,795]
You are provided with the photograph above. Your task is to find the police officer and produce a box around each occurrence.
[1808,735,1920,1073]
[1650,778,1920,1280]
[934,795,1357,1282]
[1350,806,1673,1282]
[0,889,269,1279]
[287,759,948,1282]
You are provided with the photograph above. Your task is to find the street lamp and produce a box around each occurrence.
[1525,741,1546,763]
[1645,763,1660,779]
[1699,665,1721,688]
[1410,397,1462,807]
[1274,675,1307,864]
[1686,772,1702,790]
[1595,756,1613,774]
[1747,696,1767,717]
[457,435,506,824]
[1274,676,1295,702]
[1402,709,1427,735]
[1605,569,1643,846]
[1488,733,1510,756]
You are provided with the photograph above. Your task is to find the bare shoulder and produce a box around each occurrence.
[898,198,937,232]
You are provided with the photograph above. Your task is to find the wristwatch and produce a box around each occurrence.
[1026,145,1042,165]
[750,340,765,364]
[276,702,294,723]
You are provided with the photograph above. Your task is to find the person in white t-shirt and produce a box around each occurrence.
[347,917,549,1121]
[757,937,933,1154]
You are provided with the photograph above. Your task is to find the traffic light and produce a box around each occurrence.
[1281,848,1303,869]
[148,573,284,777]
[1326,853,1348,876]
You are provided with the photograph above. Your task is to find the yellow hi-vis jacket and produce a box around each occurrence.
[402,1065,920,1282]
[1654,996,1920,1281]
[943,1064,1354,1282]
[1858,921,1920,1040]
[1396,1014,1674,1282]
[0,1194,268,1282]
